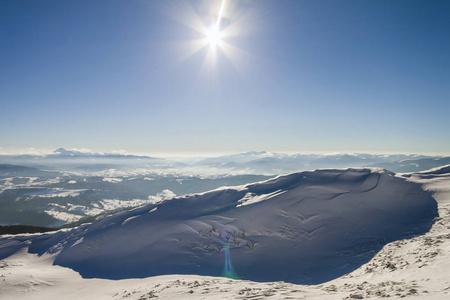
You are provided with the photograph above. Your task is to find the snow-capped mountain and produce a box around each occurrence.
[1,150,447,229]
[0,168,437,284]
[0,148,182,173]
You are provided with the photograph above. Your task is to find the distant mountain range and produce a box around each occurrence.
[51,148,162,159]
[0,148,183,173]
[0,164,62,177]
[194,151,446,174]
[0,148,448,175]
[370,157,450,173]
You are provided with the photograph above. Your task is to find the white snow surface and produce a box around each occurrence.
[236,189,287,207]
[27,189,84,198]
[1,167,449,299]
[42,210,83,224]
[100,199,151,211]
[102,177,123,183]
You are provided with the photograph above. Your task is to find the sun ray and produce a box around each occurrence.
[218,41,254,78]
[169,38,208,65]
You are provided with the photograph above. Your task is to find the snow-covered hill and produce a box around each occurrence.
[0,168,437,285]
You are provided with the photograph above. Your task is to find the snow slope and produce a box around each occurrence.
[0,168,437,285]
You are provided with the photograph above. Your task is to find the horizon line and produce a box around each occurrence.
[0,147,448,159]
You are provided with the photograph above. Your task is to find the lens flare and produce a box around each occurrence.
[204,0,226,46]
[221,240,239,279]
[215,0,227,28]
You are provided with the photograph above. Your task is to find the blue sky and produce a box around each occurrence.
[1,0,449,156]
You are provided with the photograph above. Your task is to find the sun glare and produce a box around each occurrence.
[205,26,222,46]
[205,0,226,47]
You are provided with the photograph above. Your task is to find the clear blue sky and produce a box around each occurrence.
[1,0,449,156]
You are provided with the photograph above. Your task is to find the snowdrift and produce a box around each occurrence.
[0,168,437,284]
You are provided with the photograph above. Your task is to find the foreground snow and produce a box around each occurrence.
[1,167,449,299]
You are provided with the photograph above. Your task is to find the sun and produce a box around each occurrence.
[205,26,222,46]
